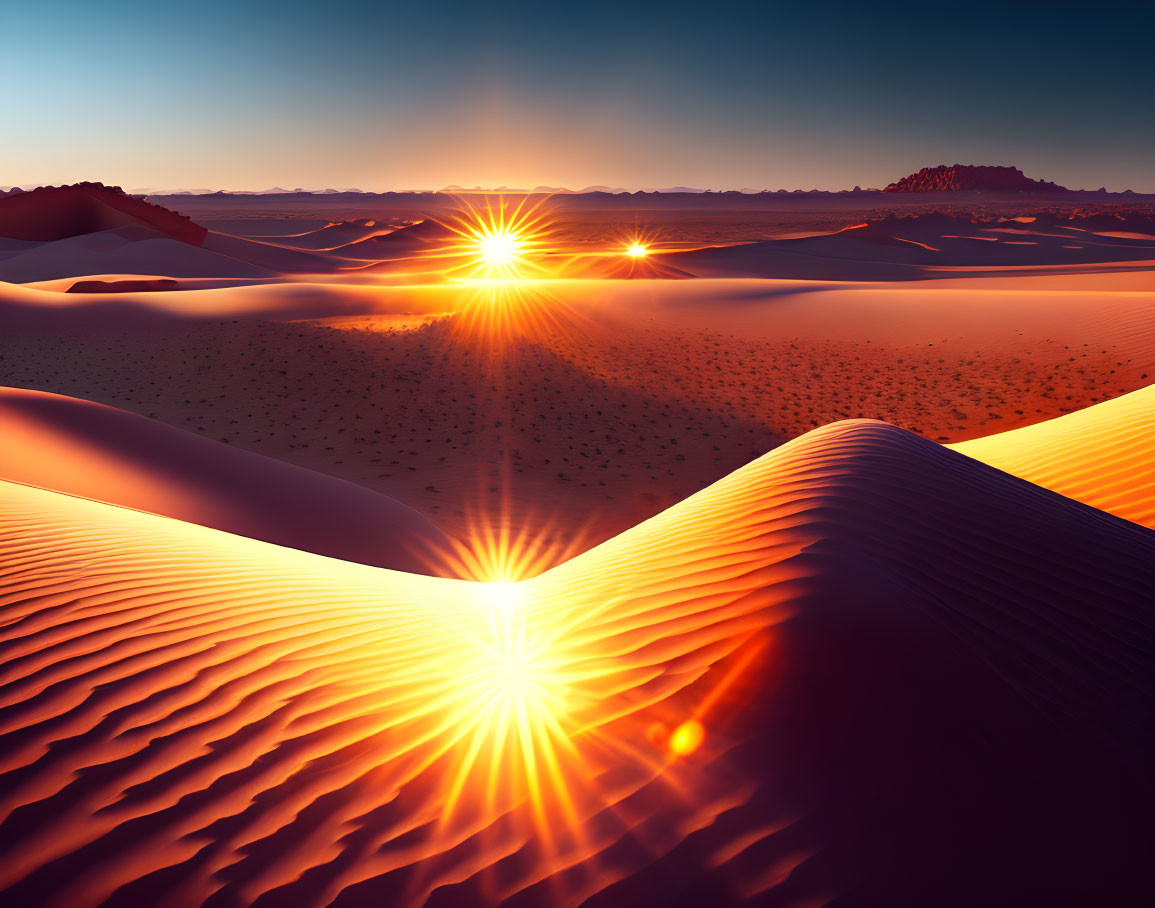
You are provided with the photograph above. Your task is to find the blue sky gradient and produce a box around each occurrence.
[3,1,1152,191]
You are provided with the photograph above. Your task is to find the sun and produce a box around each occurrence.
[477,227,523,269]
[439,194,556,280]
[625,241,649,258]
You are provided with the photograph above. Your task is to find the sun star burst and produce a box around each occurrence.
[441,195,556,280]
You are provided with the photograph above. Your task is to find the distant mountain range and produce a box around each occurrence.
[154,187,369,196]
[2,167,1146,200]
[439,185,704,194]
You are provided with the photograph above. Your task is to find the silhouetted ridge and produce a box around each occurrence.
[0,182,207,244]
[885,164,1068,193]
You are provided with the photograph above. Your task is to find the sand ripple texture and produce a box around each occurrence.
[0,421,1152,907]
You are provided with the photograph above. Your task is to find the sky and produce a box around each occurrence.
[2,1,1153,192]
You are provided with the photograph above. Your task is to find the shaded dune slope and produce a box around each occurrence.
[0,421,1151,906]
[0,228,272,283]
[954,382,1155,528]
[0,387,451,574]
[299,219,460,265]
[200,232,351,274]
[673,213,1155,280]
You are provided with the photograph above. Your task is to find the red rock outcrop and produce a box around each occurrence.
[0,182,207,244]
[885,165,1067,193]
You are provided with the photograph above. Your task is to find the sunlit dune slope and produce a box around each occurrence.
[0,421,1151,906]
[0,387,451,574]
[954,382,1155,528]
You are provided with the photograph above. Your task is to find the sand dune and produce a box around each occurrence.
[567,252,695,280]
[201,231,349,274]
[332,219,467,270]
[265,219,392,250]
[0,387,451,573]
[673,212,1155,280]
[0,211,368,284]
[954,382,1155,528]
[0,420,1150,906]
[360,218,457,252]
[4,184,1152,908]
[0,278,451,325]
[0,228,272,283]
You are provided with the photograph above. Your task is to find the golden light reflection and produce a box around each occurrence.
[436,578,586,837]
[427,565,772,855]
[434,278,597,354]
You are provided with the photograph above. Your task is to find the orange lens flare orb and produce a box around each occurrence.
[669,719,705,755]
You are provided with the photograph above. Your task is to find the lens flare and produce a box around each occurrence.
[625,241,649,258]
[669,719,705,755]
[478,229,523,268]
[441,195,557,280]
[426,501,600,583]
[451,579,578,820]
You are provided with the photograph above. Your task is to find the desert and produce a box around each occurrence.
[1,168,1153,907]
[3,4,1155,902]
